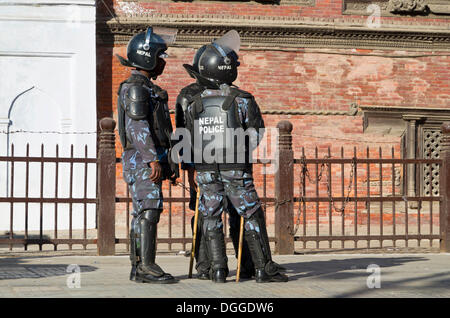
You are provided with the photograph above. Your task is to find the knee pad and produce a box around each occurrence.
[139,209,161,224]
[244,208,265,234]
[202,216,223,234]
[244,217,261,236]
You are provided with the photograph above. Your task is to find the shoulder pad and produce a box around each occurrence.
[180,83,203,96]
[230,87,253,99]
[125,85,150,120]
[150,83,168,101]
[177,83,204,111]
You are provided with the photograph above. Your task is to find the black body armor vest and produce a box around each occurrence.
[188,89,251,171]
[117,74,173,151]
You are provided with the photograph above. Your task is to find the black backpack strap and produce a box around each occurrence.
[223,88,245,129]
[221,89,239,111]
[191,92,204,119]
[150,84,168,101]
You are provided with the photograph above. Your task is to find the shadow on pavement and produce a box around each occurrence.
[189,256,431,285]
[281,256,428,281]
[278,256,450,297]
[334,271,450,298]
[0,256,97,280]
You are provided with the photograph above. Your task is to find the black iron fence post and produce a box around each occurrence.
[275,120,295,254]
[440,122,450,252]
[97,117,116,255]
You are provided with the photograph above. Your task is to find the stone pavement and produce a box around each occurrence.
[1,253,450,298]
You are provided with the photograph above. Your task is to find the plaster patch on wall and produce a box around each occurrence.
[373,79,403,101]
[411,77,430,99]
[346,56,393,82]
[294,65,307,75]
[303,54,349,84]
[436,94,450,106]
[306,81,321,94]
[347,86,363,96]
[404,59,427,72]
[242,53,268,69]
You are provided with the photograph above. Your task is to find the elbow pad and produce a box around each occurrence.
[247,97,265,130]
[125,85,150,120]
[175,94,194,128]
[176,95,192,112]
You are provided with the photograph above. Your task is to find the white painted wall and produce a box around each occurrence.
[0,0,97,232]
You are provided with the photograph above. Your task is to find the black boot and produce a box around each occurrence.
[204,227,229,283]
[129,215,138,281]
[245,209,288,283]
[211,268,227,282]
[196,236,211,280]
[192,214,211,280]
[129,229,137,281]
[135,212,177,284]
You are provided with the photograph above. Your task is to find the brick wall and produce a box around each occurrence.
[101,45,449,155]
[96,0,450,230]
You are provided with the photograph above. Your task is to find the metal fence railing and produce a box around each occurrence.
[0,144,97,251]
[3,118,450,255]
[292,148,442,250]
[96,118,450,255]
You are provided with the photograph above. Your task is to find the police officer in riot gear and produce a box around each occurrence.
[179,30,288,283]
[116,27,178,284]
[175,45,255,280]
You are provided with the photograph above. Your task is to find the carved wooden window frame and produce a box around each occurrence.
[418,123,443,196]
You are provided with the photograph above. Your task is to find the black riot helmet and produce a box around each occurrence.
[182,44,216,88]
[192,44,207,72]
[197,30,241,85]
[115,27,177,72]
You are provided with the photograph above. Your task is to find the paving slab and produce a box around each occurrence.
[1,253,450,298]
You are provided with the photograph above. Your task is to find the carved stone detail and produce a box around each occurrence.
[97,14,450,50]
[343,0,450,18]
[169,103,359,116]
[388,0,428,13]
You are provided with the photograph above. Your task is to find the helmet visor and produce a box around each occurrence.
[213,29,240,55]
[151,27,178,46]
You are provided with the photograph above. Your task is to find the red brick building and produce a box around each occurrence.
[96,0,449,246]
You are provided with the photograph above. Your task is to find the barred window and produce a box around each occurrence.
[421,127,442,196]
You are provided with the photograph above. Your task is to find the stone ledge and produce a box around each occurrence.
[97,14,450,50]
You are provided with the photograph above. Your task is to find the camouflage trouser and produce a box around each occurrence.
[196,170,261,232]
[123,165,163,217]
